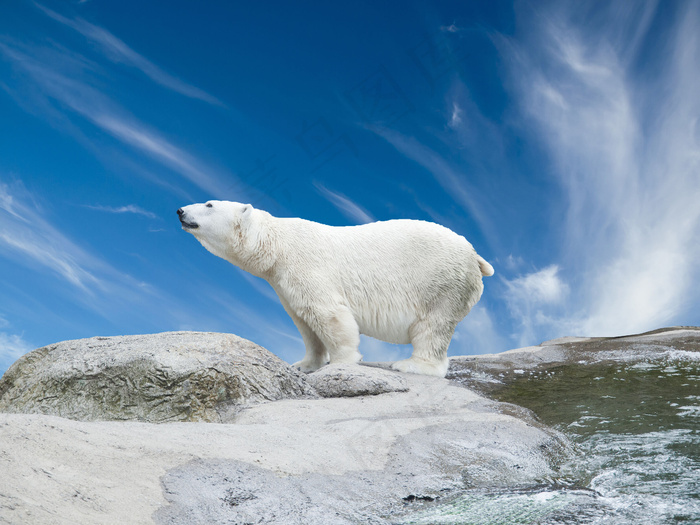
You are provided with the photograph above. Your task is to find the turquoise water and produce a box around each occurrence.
[399,352,700,524]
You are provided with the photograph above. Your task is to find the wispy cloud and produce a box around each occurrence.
[0,40,232,197]
[314,182,375,224]
[499,1,700,338]
[0,178,235,341]
[0,331,33,372]
[0,179,171,315]
[85,204,157,219]
[93,115,226,195]
[35,3,223,106]
[373,127,492,236]
[0,182,102,291]
[448,101,462,129]
[440,23,461,34]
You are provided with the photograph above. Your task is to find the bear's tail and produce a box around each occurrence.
[477,256,494,277]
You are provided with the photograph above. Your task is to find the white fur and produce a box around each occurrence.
[179,201,493,377]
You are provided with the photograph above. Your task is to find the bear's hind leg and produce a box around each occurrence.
[314,306,363,365]
[392,317,455,377]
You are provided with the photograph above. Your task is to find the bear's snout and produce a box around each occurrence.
[177,207,199,230]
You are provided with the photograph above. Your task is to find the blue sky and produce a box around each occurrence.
[1,0,699,374]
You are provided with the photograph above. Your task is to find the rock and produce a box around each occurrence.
[2,327,697,524]
[154,377,571,524]
[448,326,700,396]
[305,363,409,397]
[0,332,316,423]
[0,373,571,525]
[155,405,569,525]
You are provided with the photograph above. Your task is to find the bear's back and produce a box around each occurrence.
[276,217,472,261]
[273,217,480,292]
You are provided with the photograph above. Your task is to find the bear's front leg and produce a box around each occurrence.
[279,296,330,373]
[293,356,328,373]
[291,319,329,373]
[310,306,363,366]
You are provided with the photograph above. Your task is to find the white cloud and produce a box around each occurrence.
[504,265,569,346]
[506,265,568,305]
[35,3,223,106]
[85,204,157,219]
[448,101,462,128]
[496,1,700,339]
[0,331,33,372]
[0,41,234,197]
[314,183,375,224]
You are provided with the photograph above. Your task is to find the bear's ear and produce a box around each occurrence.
[239,204,253,226]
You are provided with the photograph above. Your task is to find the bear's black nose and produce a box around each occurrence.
[177,208,184,217]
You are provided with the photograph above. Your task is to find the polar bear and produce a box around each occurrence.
[177,201,493,377]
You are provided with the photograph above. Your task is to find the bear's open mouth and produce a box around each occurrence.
[179,218,199,229]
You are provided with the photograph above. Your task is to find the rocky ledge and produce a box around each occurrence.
[0,331,570,525]
[448,326,700,397]
[0,332,317,423]
[2,328,697,524]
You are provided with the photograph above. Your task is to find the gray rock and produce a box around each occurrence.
[2,327,696,524]
[154,378,570,525]
[448,326,700,396]
[0,348,574,525]
[0,331,317,423]
[306,363,409,397]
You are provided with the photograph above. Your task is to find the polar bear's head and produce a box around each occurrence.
[178,200,263,269]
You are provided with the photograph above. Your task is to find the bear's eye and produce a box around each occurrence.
[206,203,213,208]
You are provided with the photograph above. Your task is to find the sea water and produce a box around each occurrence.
[398,352,700,524]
